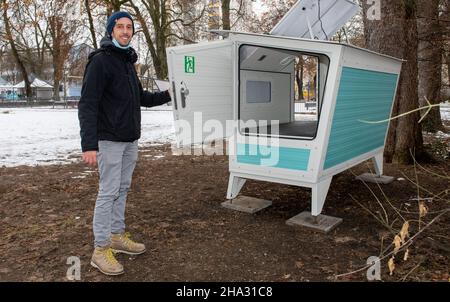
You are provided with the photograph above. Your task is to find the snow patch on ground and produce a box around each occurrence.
[1,102,448,167]
[440,102,450,121]
[0,107,174,167]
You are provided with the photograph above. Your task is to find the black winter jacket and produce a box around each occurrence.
[78,37,171,152]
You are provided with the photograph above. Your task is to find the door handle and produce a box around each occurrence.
[180,81,189,108]
[171,81,178,110]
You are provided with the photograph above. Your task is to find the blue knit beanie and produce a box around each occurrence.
[106,11,135,36]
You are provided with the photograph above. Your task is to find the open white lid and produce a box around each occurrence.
[270,0,360,40]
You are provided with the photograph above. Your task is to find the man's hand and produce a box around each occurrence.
[82,151,97,167]
[167,89,173,101]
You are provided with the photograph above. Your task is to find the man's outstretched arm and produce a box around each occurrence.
[140,81,172,108]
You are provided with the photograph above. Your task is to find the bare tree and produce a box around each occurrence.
[101,0,130,14]
[252,0,296,33]
[333,13,365,47]
[34,0,83,101]
[1,0,32,99]
[417,0,444,132]
[127,0,171,79]
[296,58,304,100]
[179,0,202,44]
[126,0,206,79]
[363,0,424,164]
[208,0,221,37]
[221,0,231,30]
[208,0,251,33]
[442,0,450,97]
[222,0,253,30]
[84,0,98,49]
[19,1,48,75]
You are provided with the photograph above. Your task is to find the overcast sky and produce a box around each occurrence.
[252,0,268,15]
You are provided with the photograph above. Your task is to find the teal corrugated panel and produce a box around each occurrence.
[324,67,398,170]
[237,144,310,171]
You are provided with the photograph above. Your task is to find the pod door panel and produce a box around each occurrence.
[167,41,234,146]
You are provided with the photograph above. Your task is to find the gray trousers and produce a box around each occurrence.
[93,140,138,247]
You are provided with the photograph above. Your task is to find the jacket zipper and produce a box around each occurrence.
[125,61,136,137]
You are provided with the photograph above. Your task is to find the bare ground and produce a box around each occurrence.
[0,136,449,282]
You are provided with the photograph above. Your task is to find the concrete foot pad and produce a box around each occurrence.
[286,211,343,233]
[221,196,272,214]
[356,173,395,184]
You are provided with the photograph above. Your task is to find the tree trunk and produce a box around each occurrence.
[208,0,220,39]
[443,1,450,97]
[363,0,424,164]
[221,0,231,30]
[52,31,60,102]
[296,58,304,100]
[2,0,32,99]
[156,21,168,80]
[181,0,196,45]
[53,77,60,101]
[417,0,443,132]
[156,43,168,79]
[49,16,63,102]
[84,0,98,49]
[446,53,450,93]
[52,50,65,102]
[103,0,128,13]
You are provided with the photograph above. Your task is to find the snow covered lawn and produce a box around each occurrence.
[1,102,449,167]
[0,106,174,167]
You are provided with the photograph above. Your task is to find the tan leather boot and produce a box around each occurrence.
[111,232,146,255]
[90,246,124,276]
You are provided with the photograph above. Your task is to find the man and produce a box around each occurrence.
[78,11,171,276]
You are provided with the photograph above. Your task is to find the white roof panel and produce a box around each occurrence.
[270,0,360,40]
[14,78,53,89]
[0,77,10,86]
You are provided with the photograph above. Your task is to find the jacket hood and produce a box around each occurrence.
[100,36,114,48]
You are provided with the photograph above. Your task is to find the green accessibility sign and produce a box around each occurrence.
[185,56,195,74]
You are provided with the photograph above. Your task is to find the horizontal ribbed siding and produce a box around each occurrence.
[324,67,398,170]
[237,144,310,171]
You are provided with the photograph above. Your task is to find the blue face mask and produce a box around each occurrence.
[112,38,131,50]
